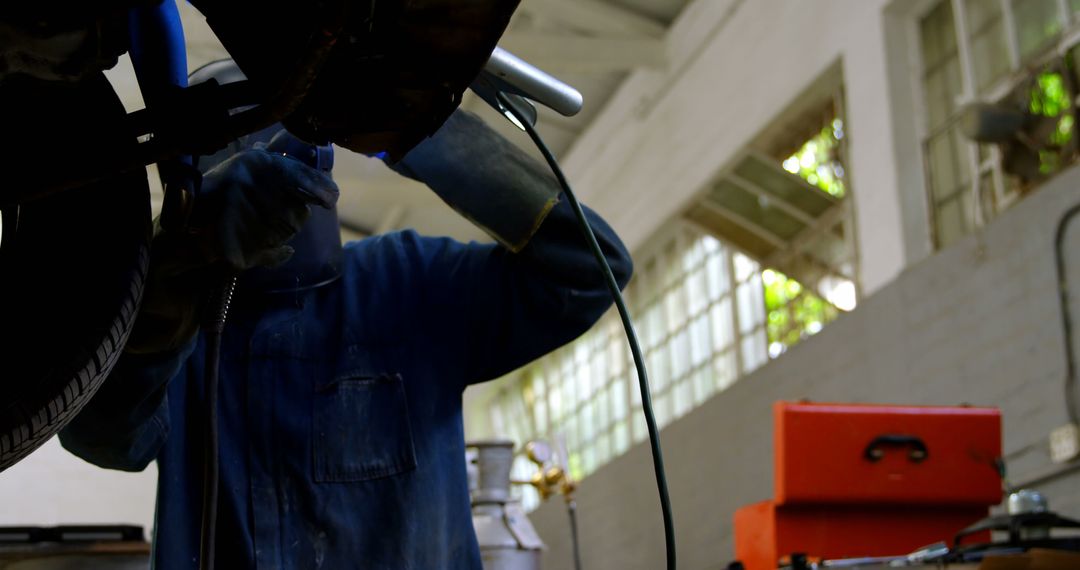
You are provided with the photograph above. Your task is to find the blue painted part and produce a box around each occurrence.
[129,0,189,101]
[128,1,193,179]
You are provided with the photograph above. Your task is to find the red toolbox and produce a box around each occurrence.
[734,402,1003,569]
[775,402,1002,505]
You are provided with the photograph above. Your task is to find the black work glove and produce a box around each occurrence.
[389,109,561,252]
[125,150,339,355]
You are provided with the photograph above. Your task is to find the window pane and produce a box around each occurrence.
[710,300,735,351]
[966,0,1011,90]
[654,393,671,428]
[978,171,998,222]
[645,303,664,348]
[631,407,647,443]
[549,385,563,422]
[535,395,547,431]
[673,380,693,419]
[560,358,575,404]
[564,415,579,451]
[575,342,589,366]
[714,350,738,391]
[592,345,608,391]
[692,366,715,404]
[687,267,708,315]
[609,329,626,376]
[952,127,974,184]
[662,240,680,289]
[682,235,705,271]
[581,401,596,443]
[734,253,757,282]
[747,273,765,327]
[936,194,967,247]
[921,1,958,70]
[578,356,593,398]
[612,378,628,421]
[737,276,766,333]
[596,432,611,467]
[639,258,657,302]
[928,125,972,202]
[596,384,610,431]
[664,286,687,335]
[924,61,964,130]
[741,333,768,373]
[1012,0,1062,59]
[650,342,671,391]
[671,329,690,381]
[920,0,965,132]
[706,253,729,301]
[568,452,583,482]
[614,421,630,454]
[690,313,711,367]
[582,445,596,476]
[928,128,957,199]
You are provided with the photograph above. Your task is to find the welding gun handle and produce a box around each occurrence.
[478,47,583,117]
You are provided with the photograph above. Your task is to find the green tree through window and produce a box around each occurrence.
[782,118,847,198]
[763,269,839,355]
[1028,69,1075,175]
[767,118,849,356]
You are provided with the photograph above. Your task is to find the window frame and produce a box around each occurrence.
[914,0,1080,248]
[486,221,770,493]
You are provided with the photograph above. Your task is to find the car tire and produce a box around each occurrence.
[0,73,150,472]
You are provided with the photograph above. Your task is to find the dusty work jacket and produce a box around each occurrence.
[59,198,632,569]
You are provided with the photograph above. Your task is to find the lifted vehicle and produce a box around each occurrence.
[0,0,519,471]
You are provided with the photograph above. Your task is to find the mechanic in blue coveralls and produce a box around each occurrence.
[58,59,631,569]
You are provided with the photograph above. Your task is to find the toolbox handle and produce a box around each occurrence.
[863,434,928,463]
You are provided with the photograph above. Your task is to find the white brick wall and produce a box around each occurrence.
[527,168,1080,569]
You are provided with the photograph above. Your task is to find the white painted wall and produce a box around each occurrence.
[0,438,157,532]
[561,0,911,295]
[508,0,1080,566]
[529,164,1080,570]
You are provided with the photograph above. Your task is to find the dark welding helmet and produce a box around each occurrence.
[188,59,343,294]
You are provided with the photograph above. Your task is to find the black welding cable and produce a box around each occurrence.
[497,92,677,570]
[199,276,237,570]
[1056,203,1080,425]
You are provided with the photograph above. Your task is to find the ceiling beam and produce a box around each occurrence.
[727,172,816,226]
[499,32,666,73]
[522,0,667,39]
[697,200,788,250]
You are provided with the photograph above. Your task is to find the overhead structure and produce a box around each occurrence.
[684,151,857,300]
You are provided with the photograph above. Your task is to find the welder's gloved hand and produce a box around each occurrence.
[388,109,560,252]
[193,149,339,270]
[125,150,338,356]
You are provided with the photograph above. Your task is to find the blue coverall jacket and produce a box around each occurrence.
[60,197,632,569]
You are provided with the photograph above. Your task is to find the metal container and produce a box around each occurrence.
[1007,489,1051,540]
[468,440,543,570]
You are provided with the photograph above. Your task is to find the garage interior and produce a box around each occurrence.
[2,0,1080,568]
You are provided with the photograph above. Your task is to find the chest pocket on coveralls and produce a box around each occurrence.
[313,372,418,482]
